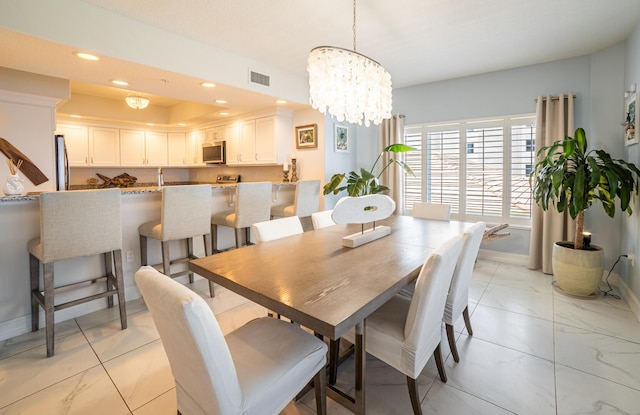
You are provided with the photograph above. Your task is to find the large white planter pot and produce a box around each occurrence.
[552,242,604,296]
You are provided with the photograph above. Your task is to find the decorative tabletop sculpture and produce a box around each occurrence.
[331,194,396,248]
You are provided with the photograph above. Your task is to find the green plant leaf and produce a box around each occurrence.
[574,128,587,153]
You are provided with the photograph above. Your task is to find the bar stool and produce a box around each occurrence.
[211,182,272,251]
[271,179,321,218]
[28,188,126,357]
[139,185,214,297]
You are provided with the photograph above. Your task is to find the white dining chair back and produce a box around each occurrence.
[311,209,336,230]
[341,235,462,415]
[444,221,486,362]
[252,216,303,243]
[411,202,451,220]
[135,266,327,415]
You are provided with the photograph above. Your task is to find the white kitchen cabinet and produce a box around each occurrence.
[225,113,292,165]
[89,127,120,166]
[120,130,168,166]
[186,130,205,166]
[145,132,168,166]
[225,123,241,165]
[168,132,187,166]
[56,123,89,166]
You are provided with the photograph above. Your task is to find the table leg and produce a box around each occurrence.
[354,321,366,414]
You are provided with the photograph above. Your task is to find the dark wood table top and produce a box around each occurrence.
[190,215,472,339]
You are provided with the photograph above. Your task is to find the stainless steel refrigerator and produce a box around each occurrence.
[55,134,70,190]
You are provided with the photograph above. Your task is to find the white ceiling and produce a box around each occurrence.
[2,0,640,124]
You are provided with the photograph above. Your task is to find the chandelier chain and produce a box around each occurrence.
[353,0,357,51]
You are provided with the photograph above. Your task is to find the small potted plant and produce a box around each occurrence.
[323,143,415,197]
[531,127,640,296]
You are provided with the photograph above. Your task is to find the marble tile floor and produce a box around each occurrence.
[1,259,640,414]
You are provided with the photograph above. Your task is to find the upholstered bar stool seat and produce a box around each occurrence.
[139,185,214,297]
[211,182,272,251]
[28,188,126,357]
[271,179,321,218]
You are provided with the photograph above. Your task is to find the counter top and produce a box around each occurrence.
[0,181,297,203]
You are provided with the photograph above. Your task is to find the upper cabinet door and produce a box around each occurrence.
[145,132,168,166]
[186,130,205,166]
[238,120,256,163]
[225,123,240,165]
[57,124,89,166]
[255,116,276,163]
[120,129,145,166]
[89,127,120,166]
[167,133,186,166]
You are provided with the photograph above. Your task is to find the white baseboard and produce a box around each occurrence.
[611,274,640,323]
[477,249,528,266]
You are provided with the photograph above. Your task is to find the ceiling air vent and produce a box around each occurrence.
[249,70,270,87]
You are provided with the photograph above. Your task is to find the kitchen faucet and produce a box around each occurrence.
[157,167,164,188]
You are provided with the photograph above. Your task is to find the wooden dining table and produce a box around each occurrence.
[189,214,473,414]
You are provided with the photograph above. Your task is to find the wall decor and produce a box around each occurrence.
[334,124,348,153]
[295,124,318,149]
[624,92,637,146]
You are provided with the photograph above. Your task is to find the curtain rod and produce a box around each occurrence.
[534,94,576,102]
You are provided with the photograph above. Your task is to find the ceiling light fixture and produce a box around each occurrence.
[307,0,392,126]
[125,94,150,110]
[201,82,216,88]
[276,99,288,104]
[111,79,129,86]
[73,51,100,61]
[215,99,227,104]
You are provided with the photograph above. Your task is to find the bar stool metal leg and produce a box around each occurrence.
[29,253,40,332]
[113,249,127,330]
[140,235,148,266]
[105,251,114,308]
[43,262,55,358]
[186,238,194,283]
[161,241,171,276]
[203,233,215,297]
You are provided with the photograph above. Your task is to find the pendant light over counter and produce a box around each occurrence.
[126,95,150,110]
[307,0,392,127]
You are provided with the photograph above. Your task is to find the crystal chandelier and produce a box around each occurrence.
[125,95,150,110]
[307,0,392,127]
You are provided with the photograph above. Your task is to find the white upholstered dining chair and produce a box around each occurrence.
[342,235,463,415]
[411,202,451,220]
[251,216,303,243]
[311,209,336,230]
[135,266,327,415]
[444,221,485,362]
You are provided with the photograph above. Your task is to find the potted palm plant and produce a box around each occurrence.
[531,127,640,296]
[323,143,415,196]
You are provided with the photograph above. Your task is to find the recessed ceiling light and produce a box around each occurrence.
[215,99,227,104]
[276,99,288,104]
[219,112,229,116]
[178,123,186,127]
[110,79,129,86]
[200,82,216,88]
[70,114,82,118]
[73,51,100,61]
[146,123,155,126]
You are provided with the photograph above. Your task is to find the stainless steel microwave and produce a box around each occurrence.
[203,141,225,164]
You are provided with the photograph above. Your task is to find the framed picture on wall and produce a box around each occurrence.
[295,124,317,149]
[334,124,348,153]
[624,92,637,146]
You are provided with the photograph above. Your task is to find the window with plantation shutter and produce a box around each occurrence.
[402,115,536,226]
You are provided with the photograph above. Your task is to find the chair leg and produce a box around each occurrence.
[203,233,215,297]
[29,253,40,332]
[186,238,194,283]
[462,306,473,336]
[139,235,148,266]
[113,249,127,330]
[105,251,114,308]
[244,227,251,245]
[161,241,171,276]
[433,343,447,382]
[329,339,340,385]
[43,262,55,357]
[314,365,327,415]
[406,376,423,415]
[446,323,459,363]
[234,228,242,249]
[211,224,218,253]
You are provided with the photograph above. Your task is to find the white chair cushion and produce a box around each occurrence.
[227,317,327,415]
[138,220,162,240]
[251,216,303,243]
[270,203,295,218]
[211,210,237,228]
